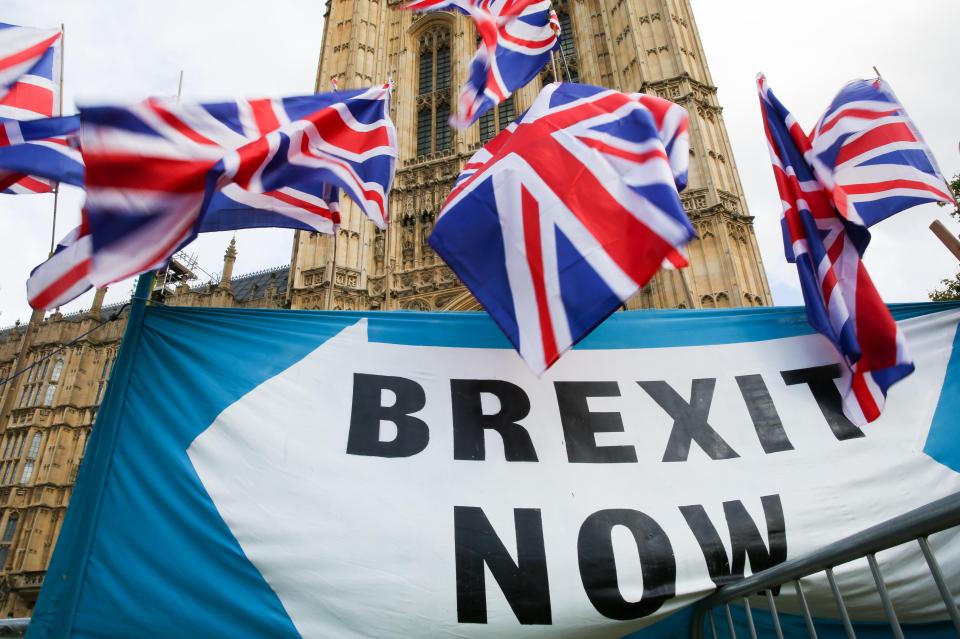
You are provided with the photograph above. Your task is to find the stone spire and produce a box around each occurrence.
[219,237,237,291]
[89,287,108,320]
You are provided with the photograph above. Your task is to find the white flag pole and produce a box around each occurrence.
[326,76,340,310]
[49,23,66,255]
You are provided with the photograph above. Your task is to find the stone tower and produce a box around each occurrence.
[287,0,771,312]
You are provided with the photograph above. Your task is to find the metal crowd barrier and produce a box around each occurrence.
[691,491,960,638]
[5,493,960,638]
[0,618,27,637]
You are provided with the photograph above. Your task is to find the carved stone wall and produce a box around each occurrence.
[289,0,770,312]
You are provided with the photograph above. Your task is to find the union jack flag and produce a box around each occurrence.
[79,85,395,290]
[430,82,695,373]
[0,22,68,194]
[403,0,559,128]
[758,74,913,426]
[0,115,83,191]
[26,221,93,311]
[810,78,955,232]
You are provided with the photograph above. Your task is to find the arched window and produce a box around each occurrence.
[26,433,40,460]
[50,359,63,382]
[478,95,516,144]
[416,25,453,157]
[2,513,17,542]
[19,432,41,484]
[97,351,114,404]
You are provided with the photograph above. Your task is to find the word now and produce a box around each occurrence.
[454,496,785,624]
[346,364,864,463]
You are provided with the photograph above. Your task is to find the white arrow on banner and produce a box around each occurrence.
[189,311,960,638]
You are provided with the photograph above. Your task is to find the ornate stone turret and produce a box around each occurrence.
[219,238,238,291]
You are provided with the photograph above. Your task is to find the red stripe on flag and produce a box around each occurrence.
[577,137,669,165]
[30,258,91,310]
[16,175,51,192]
[520,185,560,368]
[232,136,272,189]
[0,81,53,116]
[305,106,392,155]
[267,190,336,221]
[818,107,899,136]
[841,178,952,201]
[849,372,881,423]
[497,26,556,50]
[249,99,281,135]
[296,134,386,221]
[0,172,24,191]
[835,122,916,166]
[84,154,212,192]
[0,33,59,73]
[149,101,219,147]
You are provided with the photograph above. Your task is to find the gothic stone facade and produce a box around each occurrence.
[288,0,771,312]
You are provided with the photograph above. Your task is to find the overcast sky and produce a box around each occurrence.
[0,0,957,325]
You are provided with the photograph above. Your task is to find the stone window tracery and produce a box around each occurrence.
[2,514,17,542]
[478,95,516,144]
[19,433,40,484]
[416,25,453,157]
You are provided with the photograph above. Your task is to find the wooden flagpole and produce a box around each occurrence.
[383,77,395,311]
[931,220,960,263]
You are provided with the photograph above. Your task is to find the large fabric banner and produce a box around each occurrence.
[30,303,960,638]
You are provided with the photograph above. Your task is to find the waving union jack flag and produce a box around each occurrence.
[758,74,913,426]
[0,23,77,194]
[0,23,60,106]
[809,77,955,233]
[403,0,559,128]
[27,220,93,311]
[430,82,695,373]
[0,115,83,192]
[79,86,396,290]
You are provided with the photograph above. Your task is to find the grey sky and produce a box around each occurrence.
[0,0,957,325]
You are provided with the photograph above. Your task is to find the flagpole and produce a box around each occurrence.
[327,228,339,309]
[930,220,960,263]
[556,33,574,83]
[326,76,339,310]
[384,215,394,310]
[49,23,66,254]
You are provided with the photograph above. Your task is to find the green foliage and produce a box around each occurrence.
[931,272,960,302]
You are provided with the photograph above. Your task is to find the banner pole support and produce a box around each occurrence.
[930,219,960,263]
